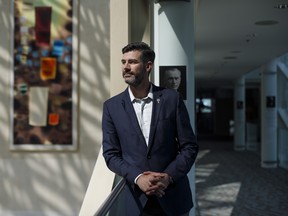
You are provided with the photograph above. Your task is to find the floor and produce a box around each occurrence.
[195,138,288,216]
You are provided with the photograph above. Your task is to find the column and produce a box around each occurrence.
[261,59,278,168]
[80,1,130,215]
[153,1,196,215]
[110,0,130,96]
[234,76,246,151]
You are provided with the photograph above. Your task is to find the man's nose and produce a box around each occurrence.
[123,62,130,70]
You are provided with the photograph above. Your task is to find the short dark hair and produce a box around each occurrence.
[122,42,155,63]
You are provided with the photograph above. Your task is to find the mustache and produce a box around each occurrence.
[123,71,133,76]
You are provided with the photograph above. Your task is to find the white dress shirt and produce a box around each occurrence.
[128,85,153,145]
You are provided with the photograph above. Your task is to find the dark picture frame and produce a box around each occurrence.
[159,65,187,100]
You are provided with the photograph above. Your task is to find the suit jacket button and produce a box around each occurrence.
[147,155,151,159]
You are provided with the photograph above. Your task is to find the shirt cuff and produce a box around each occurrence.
[134,173,143,184]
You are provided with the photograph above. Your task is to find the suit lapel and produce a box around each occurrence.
[121,86,164,150]
[121,89,147,145]
[148,85,163,149]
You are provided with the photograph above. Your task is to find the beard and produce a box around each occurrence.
[123,70,145,87]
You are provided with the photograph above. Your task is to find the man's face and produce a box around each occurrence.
[165,69,181,90]
[121,50,148,87]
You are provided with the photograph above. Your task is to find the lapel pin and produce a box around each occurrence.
[157,98,160,103]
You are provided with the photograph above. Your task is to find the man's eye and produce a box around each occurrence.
[128,60,139,64]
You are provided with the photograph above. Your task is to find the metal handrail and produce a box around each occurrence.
[94,178,126,216]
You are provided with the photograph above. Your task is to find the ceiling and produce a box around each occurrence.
[194,0,288,91]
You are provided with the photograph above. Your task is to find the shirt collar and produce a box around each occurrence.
[128,84,153,102]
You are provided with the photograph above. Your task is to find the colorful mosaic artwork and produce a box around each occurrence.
[12,0,75,148]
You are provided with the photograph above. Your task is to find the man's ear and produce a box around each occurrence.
[145,61,153,71]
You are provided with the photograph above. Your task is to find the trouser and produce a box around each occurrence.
[141,196,189,216]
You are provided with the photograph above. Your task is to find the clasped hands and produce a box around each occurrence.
[136,171,171,197]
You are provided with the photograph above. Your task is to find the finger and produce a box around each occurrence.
[142,171,153,175]
[155,189,165,197]
[156,182,167,190]
[145,190,155,196]
[143,171,162,177]
[146,184,161,192]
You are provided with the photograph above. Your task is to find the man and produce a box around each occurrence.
[163,67,181,90]
[102,42,198,216]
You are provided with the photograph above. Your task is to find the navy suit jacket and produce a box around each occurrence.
[102,84,198,216]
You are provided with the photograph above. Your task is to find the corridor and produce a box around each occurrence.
[195,138,288,216]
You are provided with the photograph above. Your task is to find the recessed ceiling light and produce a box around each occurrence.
[224,56,237,60]
[274,4,288,9]
[255,20,279,26]
[246,33,257,38]
[231,50,241,54]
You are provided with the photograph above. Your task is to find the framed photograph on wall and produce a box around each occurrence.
[159,65,187,100]
[10,0,78,151]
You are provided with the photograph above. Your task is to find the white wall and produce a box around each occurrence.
[0,0,110,215]
[277,54,288,170]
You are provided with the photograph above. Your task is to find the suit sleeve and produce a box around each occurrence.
[164,94,199,182]
[102,102,142,184]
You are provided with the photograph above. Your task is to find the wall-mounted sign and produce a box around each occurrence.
[266,96,276,108]
[236,101,243,109]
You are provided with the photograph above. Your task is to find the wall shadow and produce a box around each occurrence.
[0,0,110,215]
